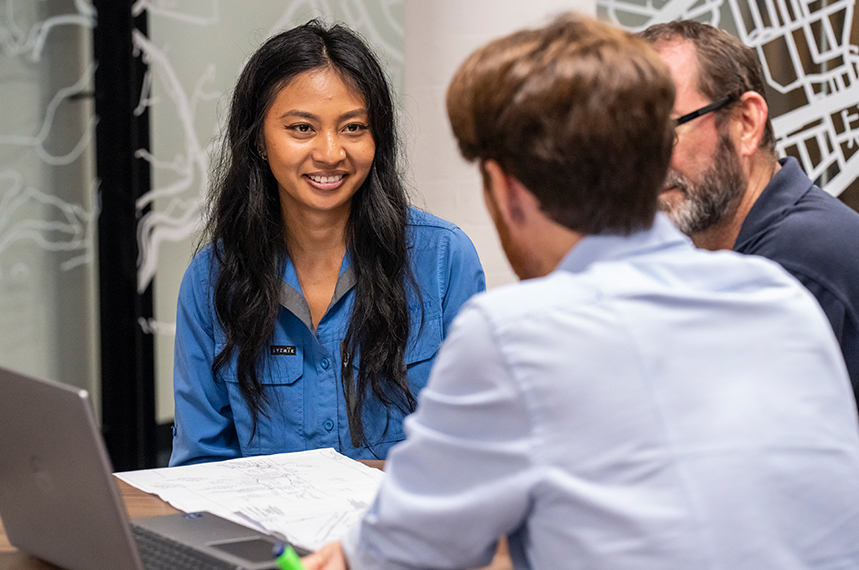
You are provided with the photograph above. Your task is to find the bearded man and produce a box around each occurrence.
[640,20,859,406]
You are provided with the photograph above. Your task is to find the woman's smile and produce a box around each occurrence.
[305,172,347,190]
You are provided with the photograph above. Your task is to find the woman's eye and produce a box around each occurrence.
[289,124,312,133]
[344,123,367,133]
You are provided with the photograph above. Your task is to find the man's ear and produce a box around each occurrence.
[483,159,527,226]
[732,91,769,157]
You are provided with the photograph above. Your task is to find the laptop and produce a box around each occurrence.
[0,366,305,570]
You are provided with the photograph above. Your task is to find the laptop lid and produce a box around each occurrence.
[0,367,294,570]
[0,366,144,570]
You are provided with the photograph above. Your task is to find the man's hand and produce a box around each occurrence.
[301,541,349,570]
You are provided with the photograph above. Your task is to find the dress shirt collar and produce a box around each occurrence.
[556,213,690,275]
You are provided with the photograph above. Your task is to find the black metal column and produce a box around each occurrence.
[93,1,156,470]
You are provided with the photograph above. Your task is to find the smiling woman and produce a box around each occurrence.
[169,20,485,466]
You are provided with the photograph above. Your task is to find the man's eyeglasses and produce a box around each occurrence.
[673,95,737,143]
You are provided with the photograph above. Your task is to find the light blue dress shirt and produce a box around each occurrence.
[344,215,859,569]
[170,208,485,466]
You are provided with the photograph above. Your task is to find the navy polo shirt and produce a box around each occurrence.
[735,157,859,407]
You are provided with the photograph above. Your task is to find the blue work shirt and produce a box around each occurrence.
[344,214,859,569]
[170,208,485,466]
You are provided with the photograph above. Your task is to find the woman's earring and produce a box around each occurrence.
[258,145,268,160]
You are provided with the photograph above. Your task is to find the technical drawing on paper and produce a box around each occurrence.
[599,0,859,199]
[115,448,385,551]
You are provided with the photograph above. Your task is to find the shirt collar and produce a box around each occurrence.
[279,248,356,331]
[735,157,813,250]
[556,213,691,275]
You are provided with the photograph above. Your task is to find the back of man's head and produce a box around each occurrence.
[446,14,675,236]
[637,20,777,155]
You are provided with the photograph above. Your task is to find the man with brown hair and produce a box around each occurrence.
[639,20,859,405]
[304,14,859,570]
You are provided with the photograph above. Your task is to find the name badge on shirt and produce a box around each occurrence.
[270,345,297,356]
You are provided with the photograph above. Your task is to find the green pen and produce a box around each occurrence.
[273,542,306,570]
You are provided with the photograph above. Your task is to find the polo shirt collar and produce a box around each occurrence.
[735,157,812,250]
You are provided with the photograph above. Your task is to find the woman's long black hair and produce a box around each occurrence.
[204,20,416,448]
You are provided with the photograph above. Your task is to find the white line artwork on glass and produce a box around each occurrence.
[0,0,94,61]
[131,28,215,293]
[0,63,96,166]
[131,0,220,26]
[0,1,96,279]
[0,169,96,274]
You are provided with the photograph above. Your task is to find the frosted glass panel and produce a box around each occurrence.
[0,2,99,401]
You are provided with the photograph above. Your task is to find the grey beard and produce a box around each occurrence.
[660,133,746,236]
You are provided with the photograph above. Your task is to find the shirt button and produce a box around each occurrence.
[320,358,330,370]
[323,420,334,431]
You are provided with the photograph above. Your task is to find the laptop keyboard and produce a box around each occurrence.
[131,523,241,570]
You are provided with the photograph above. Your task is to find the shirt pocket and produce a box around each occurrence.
[349,306,442,383]
[357,307,444,449]
[405,305,443,367]
[217,342,305,455]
